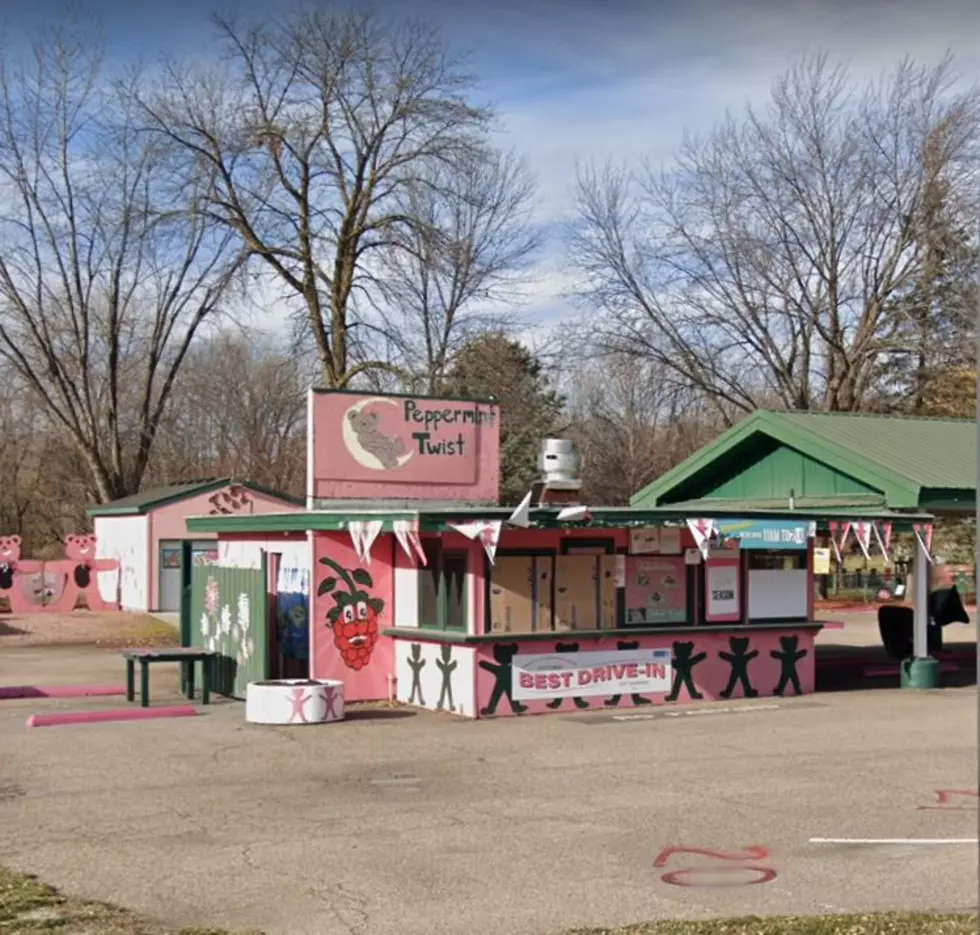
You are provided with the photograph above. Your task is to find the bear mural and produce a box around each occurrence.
[346,407,407,470]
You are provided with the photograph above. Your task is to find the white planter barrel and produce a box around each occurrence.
[245,679,345,725]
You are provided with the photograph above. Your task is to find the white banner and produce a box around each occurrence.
[706,563,739,619]
[511,648,672,700]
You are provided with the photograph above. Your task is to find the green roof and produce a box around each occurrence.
[186,502,933,535]
[88,478,302,517]
[631,410,976,512]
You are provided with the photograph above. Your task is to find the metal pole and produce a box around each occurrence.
[913,532,929,659]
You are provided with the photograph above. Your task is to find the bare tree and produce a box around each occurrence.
[150,331,309,497]
[372,148,541,392]
[564,356,721,505]
[569,55,980,420]
[131,9,493,389]
[0,23,243,503]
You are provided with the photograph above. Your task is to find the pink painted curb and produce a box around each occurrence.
[26,706,198,728]
[0,684,126,700]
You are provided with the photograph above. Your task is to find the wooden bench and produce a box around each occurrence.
[122,648,216,708]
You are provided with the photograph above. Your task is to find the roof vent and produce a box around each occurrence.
[533,439,582,507]
[538,439,581,486]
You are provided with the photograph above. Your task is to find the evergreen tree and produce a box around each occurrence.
[441,333,565,504]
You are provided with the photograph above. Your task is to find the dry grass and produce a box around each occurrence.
[563,915,979,934]
[0,612,179,649]
[0,864,251,934]
[1,865,976,935]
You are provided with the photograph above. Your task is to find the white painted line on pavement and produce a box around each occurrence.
[810,838,979,845]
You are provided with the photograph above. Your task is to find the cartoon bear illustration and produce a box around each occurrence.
[0,535,43,613]
[47,535,120,613]
[347,408,407,470]
[478,643,527,716]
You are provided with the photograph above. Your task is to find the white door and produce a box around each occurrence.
[158,541,184,612]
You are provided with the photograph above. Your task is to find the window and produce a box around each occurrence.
[418,540,468,631]
[746,550,806,571]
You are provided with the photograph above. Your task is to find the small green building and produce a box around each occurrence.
[631,411,975,518]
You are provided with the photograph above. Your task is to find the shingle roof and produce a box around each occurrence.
[87,478,301,516]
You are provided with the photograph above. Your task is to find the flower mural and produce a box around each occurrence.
[317,557,385,671]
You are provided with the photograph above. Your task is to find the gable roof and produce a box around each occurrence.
[631,410,976,511]
[88,478,302,517]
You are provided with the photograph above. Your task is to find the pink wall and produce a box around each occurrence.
[310,391,500,502]
[311,531,394,702]
[473,627,817,718]
[148,486,299,610]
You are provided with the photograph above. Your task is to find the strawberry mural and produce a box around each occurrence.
[317,557,384,671]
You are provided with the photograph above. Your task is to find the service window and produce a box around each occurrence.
[746,550,808,620]
[418,540,468,631]
[489,555,544,634]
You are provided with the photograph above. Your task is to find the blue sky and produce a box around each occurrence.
[7,0,980,344]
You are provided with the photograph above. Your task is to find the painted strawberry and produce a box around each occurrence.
[317,557,384,672]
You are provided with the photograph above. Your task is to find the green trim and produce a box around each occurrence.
[918,488,975,513]
[311,387,498,406]
[383,621,825,644]
[88,478,302,517]
[186,503,936,536]
[630,410,923,510]
[417,543,469,632]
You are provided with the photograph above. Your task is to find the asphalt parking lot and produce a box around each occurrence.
[0,643,977,935]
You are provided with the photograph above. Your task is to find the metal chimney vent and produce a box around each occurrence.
[538,439,581,487]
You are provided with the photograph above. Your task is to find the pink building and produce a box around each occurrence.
[89,478,302,613]
[184,390,926,718]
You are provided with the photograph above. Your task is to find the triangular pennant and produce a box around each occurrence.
[360,521,383,564]
[448,521,488,541]
[508,491,532,528]
[556,505,590,522]
[687,518,714,559]
[408,518,428,566]
[871,522,892,566]
[912,523,934,564]
[478,520,502,565]
[392,520,415,562]
[347,521,366,562]
[828,521,842,565]
[881,522,893,553]
[853,521,872,560]
[838,522,851,553]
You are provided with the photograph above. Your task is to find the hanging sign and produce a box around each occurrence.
[713,520,809,550]
[813,548,831,576]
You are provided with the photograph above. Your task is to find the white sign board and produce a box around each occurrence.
[706,564,740,619]
[659,526,682,554]
[512,648,672,700]
[630,527,660,554]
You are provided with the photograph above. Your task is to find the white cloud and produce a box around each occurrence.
[485,0,980,339]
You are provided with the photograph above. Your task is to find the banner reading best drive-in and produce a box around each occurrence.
[511,649,672,701]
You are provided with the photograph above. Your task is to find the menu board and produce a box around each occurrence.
[624,555,687,625]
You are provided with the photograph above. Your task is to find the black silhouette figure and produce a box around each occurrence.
[406,643,426,705]
[479,643,527,716]
[770,635,807,696]
[604,640,653,707]
[666,640,707,702]
[436,644,457,710]
[546,642,590,710]
[719,636,759,699]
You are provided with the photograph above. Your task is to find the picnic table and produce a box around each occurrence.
[122,647,216,708]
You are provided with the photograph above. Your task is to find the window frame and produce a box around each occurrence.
[418,539,470,632]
